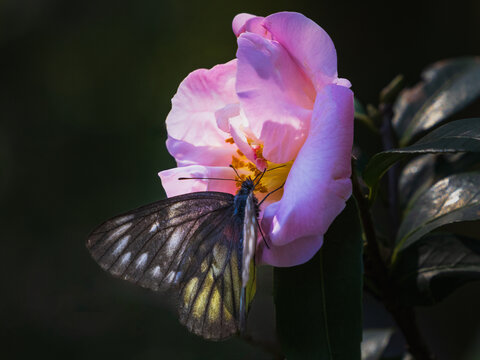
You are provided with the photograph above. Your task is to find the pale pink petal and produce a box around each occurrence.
[159,165,238,197]
[215,103,259,165]
[261,84,353,262]
[166,60,238,148]
[215,103,241,133]
[166,136,236,167]
[236,32,316,163]
[263,12,338,90]
[229,121,257,163]
[232,13,267,37]
[257,235,323,267]
[336,77,352,88]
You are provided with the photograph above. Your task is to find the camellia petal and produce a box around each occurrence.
[166,60,238,148]
[258,234,324,267]
[159,165,238,198]
[159,12,354,267]
[261,84,353,265]
[236,32,315,163]
[214,103,258,165]
[232,13,268,38]
[263,12,338,91]
[166,136,235,167]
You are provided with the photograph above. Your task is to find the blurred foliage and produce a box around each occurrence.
[391,232,480,306]
[357,56,480,360]
[361,328,394,360]
[392,58,480,146]
[363,117,480,201]
[395,172,480,257]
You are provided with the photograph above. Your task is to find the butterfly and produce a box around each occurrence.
[86,171,266,340]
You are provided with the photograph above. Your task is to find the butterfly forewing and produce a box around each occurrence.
[86,191,252,340]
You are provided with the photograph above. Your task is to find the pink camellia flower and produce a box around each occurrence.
[159,11,354,267]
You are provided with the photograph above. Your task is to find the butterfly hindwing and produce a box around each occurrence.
[86,190,254,340]
[178,213,244,339]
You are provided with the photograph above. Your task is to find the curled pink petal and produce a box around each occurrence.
[261,84,353,262]
[215,103,260,165]
[258,235,323,267]
[263,12,338,90]
[336,77,352,88]
[232,13,258,36]
[166,136,236,167]
[236,32,315,163]
[166,60,238,148]
[232,13,268,37]
[159,165,238,198]
[215,103,241,133]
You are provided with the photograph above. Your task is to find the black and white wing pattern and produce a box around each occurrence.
[86,191,255,340]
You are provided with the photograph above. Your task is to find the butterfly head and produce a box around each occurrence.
[238,177,255,194]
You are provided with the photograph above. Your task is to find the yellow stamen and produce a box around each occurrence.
[230,141,292,202]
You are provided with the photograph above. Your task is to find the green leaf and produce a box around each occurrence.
[361,329,394,360]
[355,97,367,118]
[355,97,377,134]
[391,232,480,305]
[399,152,480,210]
[379,74,405,104]
[397,154,436,209]
[274,199,363,360]
[363,118,480,200]
[392,57,480,146]
[393,172,480,260]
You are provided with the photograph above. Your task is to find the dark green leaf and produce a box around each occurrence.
[274,199,363,360]
[363,118,480,200]
[399,152,480,210]
[379,74,405,104]
[391,232,480,305]
[355,97,367,118]
[392,57,480,146]
[394,172,480,260]
[361,329,394,360]
[355,97,377,134]
[398,154,437,209]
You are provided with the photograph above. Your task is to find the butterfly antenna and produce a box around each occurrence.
[229,164,242,179]
[258,182,285,207]
[253,164,285,188]
[266,164,286,172]
[253,169,267,187]
[257,221,270,249]
[178,177,240,182]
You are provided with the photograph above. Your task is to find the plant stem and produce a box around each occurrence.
[352,162,435,360]
[351,162,388,290]
[379,103,400,242]
[388,305,436,360]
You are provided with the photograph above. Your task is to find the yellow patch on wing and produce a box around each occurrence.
[245,260,257,312]
[182,245,243,329]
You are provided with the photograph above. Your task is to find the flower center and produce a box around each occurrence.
[226,137,292,203]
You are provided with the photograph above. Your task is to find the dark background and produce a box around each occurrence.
[1,0,479,359]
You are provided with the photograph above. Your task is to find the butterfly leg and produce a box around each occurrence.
[256,221,270,249]
[258,182,285,207]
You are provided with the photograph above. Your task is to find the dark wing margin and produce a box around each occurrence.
[86,191,245,340]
